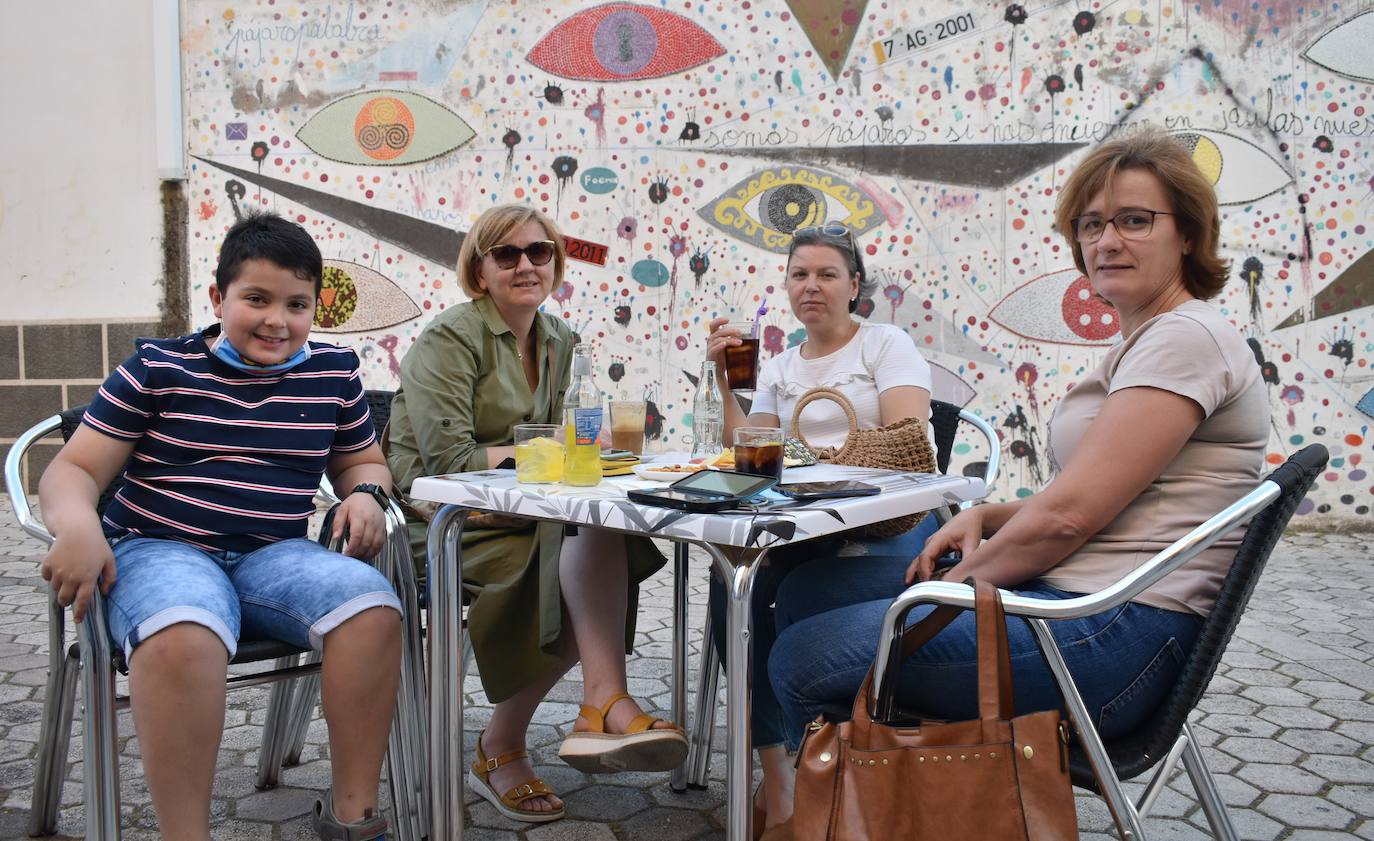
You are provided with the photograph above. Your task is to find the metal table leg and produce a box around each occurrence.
[702,544,764,841]
[427,506,468,841]
[670,542,690,792]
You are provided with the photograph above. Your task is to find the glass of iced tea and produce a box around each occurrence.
[723,321,760,392]
[733,426,784,479]
[608,399,647,455]
[514,424,564,483]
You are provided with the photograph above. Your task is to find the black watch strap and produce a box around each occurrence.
[351,483,389,506]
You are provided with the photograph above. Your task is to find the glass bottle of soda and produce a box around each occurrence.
[690,360,724,460]
[562,343,603,486]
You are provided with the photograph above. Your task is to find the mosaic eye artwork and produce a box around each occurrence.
[989,268,1121,346]
[526,3,726,82]
[296,90,475,166]
[698,165,882,253]
[1302,10,1374,83]
[313,260,421,333]
[1168,129,1292,206]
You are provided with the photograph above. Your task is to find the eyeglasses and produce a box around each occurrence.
[790,223,856,252]
[483,240,556,269]
[1070,209,1174,244]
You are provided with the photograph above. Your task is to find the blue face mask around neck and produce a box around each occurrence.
[209,334,310,375]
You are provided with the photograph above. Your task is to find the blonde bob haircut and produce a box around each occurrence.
[456,204,567,299]
[1055,128,1229,300]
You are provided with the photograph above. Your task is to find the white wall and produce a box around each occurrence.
[0,1,165,321]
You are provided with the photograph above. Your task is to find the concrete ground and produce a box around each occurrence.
[0,494,1371,840]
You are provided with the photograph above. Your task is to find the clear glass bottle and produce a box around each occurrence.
[690,360,724,460]
[562,343,604,486]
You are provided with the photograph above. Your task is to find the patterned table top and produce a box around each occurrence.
[411,464,986,548]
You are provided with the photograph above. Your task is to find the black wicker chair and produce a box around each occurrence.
[871,445,1328,840]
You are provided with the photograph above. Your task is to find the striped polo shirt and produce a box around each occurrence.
[83,328,376,553]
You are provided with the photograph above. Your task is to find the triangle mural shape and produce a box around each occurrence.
[786,0,868,79]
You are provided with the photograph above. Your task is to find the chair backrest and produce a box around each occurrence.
[929,400,961,474]
[1074,444,1328,787]
[365,389,395,456]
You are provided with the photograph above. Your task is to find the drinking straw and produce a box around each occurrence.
[753,304,767,336]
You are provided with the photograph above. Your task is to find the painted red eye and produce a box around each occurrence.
[989,269,1121,346]
[527,3,725,81]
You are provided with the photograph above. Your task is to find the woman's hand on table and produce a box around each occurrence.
[906,507,986,584]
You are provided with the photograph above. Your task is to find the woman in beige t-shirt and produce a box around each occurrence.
[767,130,1269,784]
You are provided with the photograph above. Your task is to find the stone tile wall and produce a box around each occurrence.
[0,320,160,493]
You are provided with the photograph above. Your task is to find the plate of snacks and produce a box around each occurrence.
[632,462,707,482]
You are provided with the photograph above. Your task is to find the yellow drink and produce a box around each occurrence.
[515,436,563,484]
[563,423,603,486]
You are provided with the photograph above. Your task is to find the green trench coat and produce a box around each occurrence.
[386,295,664,703]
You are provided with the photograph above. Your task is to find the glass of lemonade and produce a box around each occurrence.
[514,424,564,484]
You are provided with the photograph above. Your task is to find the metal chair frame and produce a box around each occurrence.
[6,412,430,840]
[680,401,1002,788]
[868,445,1327,841]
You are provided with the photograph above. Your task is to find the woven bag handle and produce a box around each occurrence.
[790,386,859,453]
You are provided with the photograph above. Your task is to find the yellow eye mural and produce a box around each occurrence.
[314,260,421,333]
[697,165,882,253]
[296,90,475,167]
[1168,129,1292,206]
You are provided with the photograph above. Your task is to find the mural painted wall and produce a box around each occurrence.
[182,0,1374,517]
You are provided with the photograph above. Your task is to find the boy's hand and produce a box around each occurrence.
[40,526,117,623]
[332,492,385,559]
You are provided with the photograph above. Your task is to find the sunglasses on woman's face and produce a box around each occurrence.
[483,240,556,269]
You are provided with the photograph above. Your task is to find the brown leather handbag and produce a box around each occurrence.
[793,579,1079,841]
[789,386,938,537]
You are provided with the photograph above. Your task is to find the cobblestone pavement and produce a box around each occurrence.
[0,493,1371,840]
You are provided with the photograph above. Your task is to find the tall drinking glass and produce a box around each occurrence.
[723,321,760,392]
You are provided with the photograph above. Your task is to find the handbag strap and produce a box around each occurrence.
[789,386,859,452]
[852,577,1015,725]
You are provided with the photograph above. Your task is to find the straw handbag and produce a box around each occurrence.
[789,386,938,537]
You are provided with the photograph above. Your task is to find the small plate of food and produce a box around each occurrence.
[632,462,707,482]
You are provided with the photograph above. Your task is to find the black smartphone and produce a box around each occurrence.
[627,469,777,512]
[774,480,881,501]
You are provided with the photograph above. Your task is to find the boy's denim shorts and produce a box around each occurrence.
[105,536,402,662]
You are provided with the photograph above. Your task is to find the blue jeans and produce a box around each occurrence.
[769,568,1203,750]
[106,536,401,661]
[706,516,941,748]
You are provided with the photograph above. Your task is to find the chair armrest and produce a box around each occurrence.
[5,414,62,545]
[957,409,1000,501]
[869,474,1284,718]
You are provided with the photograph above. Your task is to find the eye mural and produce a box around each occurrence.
[314,261,421,333]
[1302,10,1374,83]
[296,90,476,166]
[526,3,726,82]
[698,166,883,253]
[1167,129,1293,206]
[988,269,1120,346]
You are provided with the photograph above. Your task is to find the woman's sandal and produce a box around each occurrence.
[558,692,689,773]
[467,731,565,824]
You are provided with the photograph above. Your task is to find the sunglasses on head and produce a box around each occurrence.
[790,223,856,251]
[483,240,556,269]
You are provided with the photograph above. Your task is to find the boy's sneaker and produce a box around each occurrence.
[311,790,388,841]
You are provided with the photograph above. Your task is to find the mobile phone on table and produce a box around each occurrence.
[627,469,777,512]
[774,480,881,501]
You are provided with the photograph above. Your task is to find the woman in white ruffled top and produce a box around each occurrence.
[703,223,940,840]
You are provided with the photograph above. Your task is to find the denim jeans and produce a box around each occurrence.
[769,570,1203,750]
[706,516,941,747]
[106,536,401,661]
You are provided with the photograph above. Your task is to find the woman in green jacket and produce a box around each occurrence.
[387,204,685,823]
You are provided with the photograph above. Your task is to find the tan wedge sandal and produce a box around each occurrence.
[467,731,565,824]
[558,692,689,773]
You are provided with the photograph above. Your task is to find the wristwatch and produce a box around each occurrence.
[351,483,390,507]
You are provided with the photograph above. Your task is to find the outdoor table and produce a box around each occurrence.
[412,462,986,841]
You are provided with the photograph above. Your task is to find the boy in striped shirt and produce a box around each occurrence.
[39,214,400,841]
